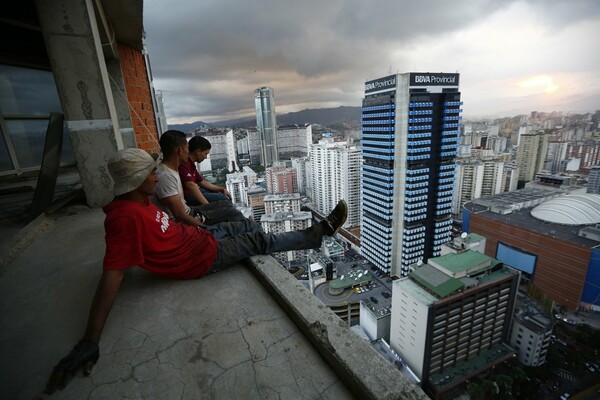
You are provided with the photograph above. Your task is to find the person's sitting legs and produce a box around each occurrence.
[209,200,348,273]
[201,188,229,203]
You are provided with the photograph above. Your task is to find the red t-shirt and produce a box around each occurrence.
[102,198,218,279]
[178,158,204,196]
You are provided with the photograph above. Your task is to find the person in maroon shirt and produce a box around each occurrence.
[179,136,231,205]
[44,148,348,394]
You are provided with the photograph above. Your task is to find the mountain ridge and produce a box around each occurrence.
[168,106,361,132]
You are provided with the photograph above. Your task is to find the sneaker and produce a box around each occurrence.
[322,200,348,236]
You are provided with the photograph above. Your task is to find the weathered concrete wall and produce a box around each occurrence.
[249,255,430,400]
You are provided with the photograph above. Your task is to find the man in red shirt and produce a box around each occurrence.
[180,136,231,205]
[44,148,347,394]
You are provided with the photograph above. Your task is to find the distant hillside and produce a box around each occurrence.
[169,106,360,132]
[167,120,213,132]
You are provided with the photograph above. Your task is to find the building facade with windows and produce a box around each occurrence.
[277,124,313,159]
[516,132,549,183]
[389,250,518,399]
[254,87,278,167]
[360,73,462,277]
[260,212,312,264]
[266,166,298,194]
[264,193,302,214]
[309,138,361,227]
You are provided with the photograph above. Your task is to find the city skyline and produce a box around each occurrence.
[145,0,600,124]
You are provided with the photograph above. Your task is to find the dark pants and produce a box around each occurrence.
[185,188,229,205]
[207,221,324,272]
[189,200,251,225]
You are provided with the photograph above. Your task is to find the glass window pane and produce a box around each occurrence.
[0,65,61,115]
[0,132,14,171]
[5,119,48,169]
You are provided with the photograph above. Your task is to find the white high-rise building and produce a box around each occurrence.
[277,124,313,159]
[481,159,504,197]
[502,163,519,193]
[226,174,248,206]
[453,160,483,214]
[226,167,257,207]
[453,158,505,214]
[360,72,461,277]
[264,193,302,214]
[225,129,239,172]
[261,212,312,264]
[310,138,361,227]
[291,157,309,195]
[588,165,600,194]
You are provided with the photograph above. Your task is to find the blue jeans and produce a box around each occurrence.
[208,221,324,272]
[185,188,229,205]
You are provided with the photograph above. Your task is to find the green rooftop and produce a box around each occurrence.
[428,250,500,277]
[410,264,465,298]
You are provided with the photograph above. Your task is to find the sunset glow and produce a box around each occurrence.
[518,75,560,93]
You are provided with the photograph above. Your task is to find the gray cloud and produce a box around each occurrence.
[144,0,600,123]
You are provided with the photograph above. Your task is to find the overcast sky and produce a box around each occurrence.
[144,0,600,124]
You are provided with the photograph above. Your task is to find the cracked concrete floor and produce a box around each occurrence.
[0,208,355,400]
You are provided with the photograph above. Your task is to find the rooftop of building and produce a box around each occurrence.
[405,251,512,300]
[313,257,394,316]
[464,186,600,247]
[264,193,302,201]
[514,291,554,333]
[394,278,438,306]
[530,193,600,225]
[428,250,499,276]
[260,211,312,222]
[0,172,425,400]
[410,264,465,299]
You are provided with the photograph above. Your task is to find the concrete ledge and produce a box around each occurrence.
[248,255,429,400]
[0,212,55,276]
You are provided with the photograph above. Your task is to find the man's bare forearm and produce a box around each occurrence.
[83,270,125,343]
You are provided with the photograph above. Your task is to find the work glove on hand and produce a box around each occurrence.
[44,340,99,394]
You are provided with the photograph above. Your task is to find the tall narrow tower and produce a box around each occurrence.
[360,72,462,277]
[254,87,279,166]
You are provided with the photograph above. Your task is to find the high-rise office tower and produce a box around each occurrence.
[310,137,361,227]
[254,87,279,167]
[360,72,461,277]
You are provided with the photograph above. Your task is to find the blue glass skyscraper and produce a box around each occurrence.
[360,72,462,277]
